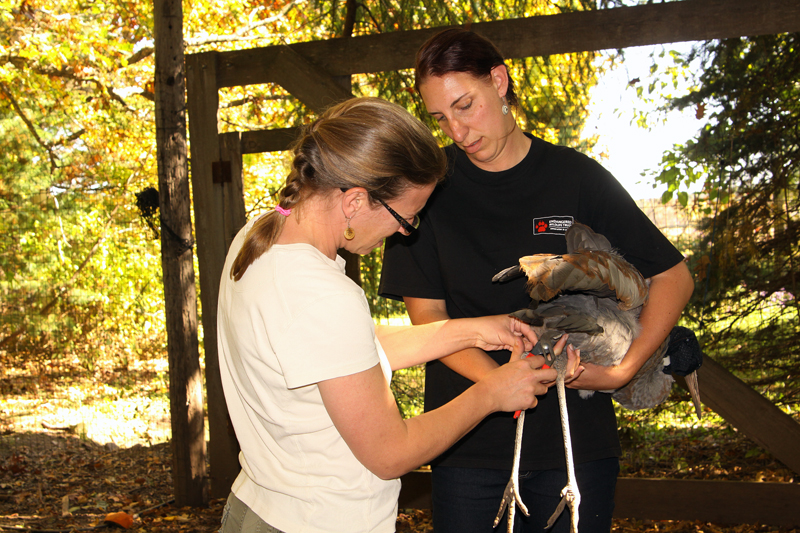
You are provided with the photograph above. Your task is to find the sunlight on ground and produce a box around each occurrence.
[1,318,420,448]
[2,321,794,459]
[1,358,174,448]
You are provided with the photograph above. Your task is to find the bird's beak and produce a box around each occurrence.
[683,370,702,420]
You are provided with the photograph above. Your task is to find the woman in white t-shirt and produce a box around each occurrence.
[217,97,580,533]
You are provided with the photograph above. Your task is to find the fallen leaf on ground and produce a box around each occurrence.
[104,510,134,528]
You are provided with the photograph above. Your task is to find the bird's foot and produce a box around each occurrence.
[493,476,529,533]
[544,485,581,533]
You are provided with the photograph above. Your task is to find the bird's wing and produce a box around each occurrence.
[491,264,523,284]
[565,222,612,253]
[510,297,605,336]
[517,250,648,310]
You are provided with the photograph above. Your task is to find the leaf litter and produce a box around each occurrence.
[0,362,798,532]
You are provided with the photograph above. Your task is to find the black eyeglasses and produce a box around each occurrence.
[377,198,420,234]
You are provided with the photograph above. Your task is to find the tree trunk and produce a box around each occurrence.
[154,0,208,507]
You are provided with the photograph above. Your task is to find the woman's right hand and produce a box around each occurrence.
[480,336,582,413]
[478,338,555,414]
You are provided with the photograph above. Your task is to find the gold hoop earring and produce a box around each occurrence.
[344,218,355,240]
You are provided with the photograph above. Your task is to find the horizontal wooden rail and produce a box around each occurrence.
[615,477,800,526]
[240,128,301,154]
[399,471,800,526]
[210,0,800,89]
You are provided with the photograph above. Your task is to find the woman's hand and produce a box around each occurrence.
[528,335,583,386]
[477,337,557,413]
[473,314,539,354]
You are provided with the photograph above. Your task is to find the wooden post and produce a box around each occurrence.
[205,132,247,497]
[153,0,207,507]
[185,53,246,499]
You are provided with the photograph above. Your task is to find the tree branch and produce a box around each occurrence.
[185,0,306,48]
[343,0,357,37]
[0,81,59,171]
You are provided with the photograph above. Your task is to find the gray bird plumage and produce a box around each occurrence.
[494,222,692,411]
[491,222,702,533]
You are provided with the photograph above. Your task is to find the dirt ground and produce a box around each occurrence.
[0,359,797,532]
[0,427,797,533]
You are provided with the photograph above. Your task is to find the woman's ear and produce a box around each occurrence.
[490,65,510,99]
[341,187,368,218]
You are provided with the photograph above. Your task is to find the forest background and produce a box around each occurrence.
[0,0,798,521]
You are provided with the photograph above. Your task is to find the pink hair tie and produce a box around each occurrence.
[275,205,292,216]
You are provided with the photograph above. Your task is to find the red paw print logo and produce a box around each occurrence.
[535,220,549,234]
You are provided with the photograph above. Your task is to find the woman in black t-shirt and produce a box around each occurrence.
[379,29,694,533]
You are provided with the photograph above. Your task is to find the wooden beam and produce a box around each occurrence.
[241,127,301,154]
[213,0,800,89]
[614,478,800,526]
[186,51,237,499]
[398,469,433,511]
[217,133,248,247]
[398,471,800,526]
[695,354,800,475]
[201,132,247,498]
[200,0,800,153]
[484,0,800,59]
[270,46,353,112]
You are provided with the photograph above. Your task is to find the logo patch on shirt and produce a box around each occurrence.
[533,216,574,235]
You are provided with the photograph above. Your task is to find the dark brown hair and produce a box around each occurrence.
[415,28,518,107]
[230,97,447,281]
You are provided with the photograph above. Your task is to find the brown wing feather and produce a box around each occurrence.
[517,250,648,310]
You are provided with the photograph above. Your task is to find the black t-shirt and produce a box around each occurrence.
[379,134,685,470]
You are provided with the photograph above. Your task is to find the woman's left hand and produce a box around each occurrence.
[473,314,539,354]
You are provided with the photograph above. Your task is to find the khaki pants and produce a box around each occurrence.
[219,492,286,533]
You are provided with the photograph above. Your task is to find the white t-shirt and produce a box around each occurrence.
[217,218,398,533]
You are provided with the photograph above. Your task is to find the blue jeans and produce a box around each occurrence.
[431,458,619,533]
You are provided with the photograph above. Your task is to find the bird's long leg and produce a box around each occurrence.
[545,356,581,533]
[494,386,530,532]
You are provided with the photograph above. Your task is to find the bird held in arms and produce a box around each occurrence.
[493,222,703,412]
[491,222,703,533]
